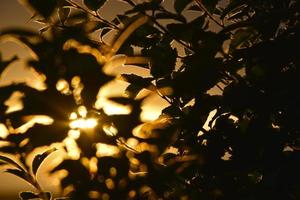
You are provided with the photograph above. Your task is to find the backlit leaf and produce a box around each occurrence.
[0,155,25,171]
[32,147,57,175]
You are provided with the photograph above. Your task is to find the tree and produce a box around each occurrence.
[0,0,299,199]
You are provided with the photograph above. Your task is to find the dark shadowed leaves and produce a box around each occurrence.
[143,41,177,78]
[32,148,57,175]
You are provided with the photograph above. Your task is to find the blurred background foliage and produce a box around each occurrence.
[0,0,299,199]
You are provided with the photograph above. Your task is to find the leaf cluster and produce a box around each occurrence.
[0,0,299,199]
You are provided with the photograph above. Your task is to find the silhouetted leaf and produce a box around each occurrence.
[108,97,136,106]
[125,2,160,14]
[120,74,154,97]
[5,169,33,186]
[0,55,18,76]
[174,0,192,13]
[144,41,177,78]
[24,0,58,18]
[125,84,143,98]
[32,147,57,175]
[0,155,25,171]
[155,12,186,23]
[19,191,39,200]
[20,191,51,200]
[83,0,106,11]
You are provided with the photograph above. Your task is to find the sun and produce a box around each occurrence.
[69,118,98,129]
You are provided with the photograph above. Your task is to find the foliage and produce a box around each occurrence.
[0,0,299,199]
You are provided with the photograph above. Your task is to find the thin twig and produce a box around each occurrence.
[66,0,119,30]
[194,0,224,28]
[154,80,173,104]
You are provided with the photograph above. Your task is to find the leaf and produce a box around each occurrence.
[155,12,186,23]
[125,2,160,14]
[187,4,201,11]
[108,97,133,105]
[24,0,58,19]
[0,155,25,171]
[0,55,18,76]
[19,192,39,200]
[118,0,134,6]
[5,169,34,186]
[32,147,57,175]
[83,0,106,11]
[121,74,153,85]
[120,74,154,98]
[57,7,71,25]
[221,0,245,19]
[125,84,144,98]
[143,41,177,78]
[201,0,219,12]
[230,28,257,50]
[174,0,192,13]
[19,191,51,200]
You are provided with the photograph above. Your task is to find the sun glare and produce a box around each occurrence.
[69,118,98,129]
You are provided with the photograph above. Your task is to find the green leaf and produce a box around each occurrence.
[32,147,57,176]
[174,0,192,13]
[0,155,25,171]
[24,0,58,19]
[83,0,106,11]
